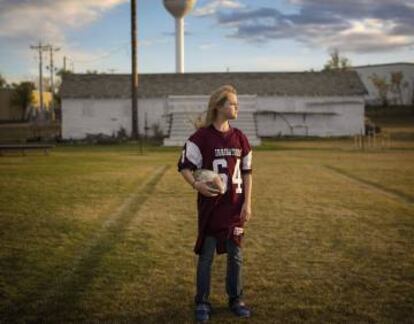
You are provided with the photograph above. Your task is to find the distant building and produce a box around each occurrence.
[0,89,54,123]
[32,90,53,112]
[61,71,367,145]
[0,88,23,121]
[354,62,414,106]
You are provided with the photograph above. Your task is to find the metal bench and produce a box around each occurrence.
[0,144,55,156]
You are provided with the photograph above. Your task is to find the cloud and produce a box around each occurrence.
[0,0,127,43]
[0,0,128,77]
[201,0,414,53]
[193,0,245,17]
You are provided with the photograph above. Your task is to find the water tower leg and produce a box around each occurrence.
[176,17,184,73]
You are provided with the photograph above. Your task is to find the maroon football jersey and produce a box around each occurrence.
[178,125,252,254]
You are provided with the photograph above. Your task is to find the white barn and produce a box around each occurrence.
[354,62,414,106]
[60,71,367,146]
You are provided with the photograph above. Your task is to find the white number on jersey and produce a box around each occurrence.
[213,158,243,194]
[232,158,243,194]
[212,159,228,193]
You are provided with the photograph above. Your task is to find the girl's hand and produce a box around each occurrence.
[194,181,220,197]
[233,227,244,236]
[240,202,252,223]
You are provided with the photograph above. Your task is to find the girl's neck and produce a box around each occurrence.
[212,118,230,132]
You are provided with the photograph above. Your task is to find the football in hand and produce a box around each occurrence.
[193,169,225,194]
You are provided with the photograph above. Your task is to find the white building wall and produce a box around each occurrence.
[138,98,169,137]
[355,64,414,105]
[62,98,167,139]
[62,95,365,139]
[256,96,364,137]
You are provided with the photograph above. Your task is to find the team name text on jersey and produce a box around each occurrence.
[214,148,242,158]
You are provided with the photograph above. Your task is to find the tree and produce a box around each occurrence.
[11,82,35,120]
[55,68,73,110]
[56,68,73,78]
[370,71,410,107]
[323,48,352,71]
[369,73,390,107]
[390,71,404,105]
[0,73,6,88]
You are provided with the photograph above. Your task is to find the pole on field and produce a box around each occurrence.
[361,129,364,151]
[131,0,143,154]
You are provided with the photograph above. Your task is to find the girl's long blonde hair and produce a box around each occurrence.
[195,85,237,129]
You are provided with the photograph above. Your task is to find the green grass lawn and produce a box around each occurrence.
[1,140,413,323]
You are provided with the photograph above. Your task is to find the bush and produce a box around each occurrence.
[83,127,129,144]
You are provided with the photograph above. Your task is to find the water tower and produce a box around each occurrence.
[163,0,197,73]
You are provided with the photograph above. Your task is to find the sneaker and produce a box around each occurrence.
[230,301,251,318]
[195,302,212,322]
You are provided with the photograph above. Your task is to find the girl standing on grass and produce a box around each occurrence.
[178,85,253,322]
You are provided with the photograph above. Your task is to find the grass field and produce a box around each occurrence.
[1,117,414,322]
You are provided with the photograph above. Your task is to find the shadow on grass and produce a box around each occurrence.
[324,165,414,204]
[1,165,170,323]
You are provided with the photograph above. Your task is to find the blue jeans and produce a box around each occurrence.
[194,236,244,306]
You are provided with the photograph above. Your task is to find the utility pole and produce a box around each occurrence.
[47,45,60,93]
[131,0,142,153]
[30,42,49,112]
[63,56,67,71]
[46,45,60,120]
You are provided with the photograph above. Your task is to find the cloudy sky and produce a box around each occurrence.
[0,0,413,83]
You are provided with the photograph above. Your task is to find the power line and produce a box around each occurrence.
[68,42,129,64]
[46,45,60,117]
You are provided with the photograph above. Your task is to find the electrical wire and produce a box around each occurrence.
[69,41,130,64]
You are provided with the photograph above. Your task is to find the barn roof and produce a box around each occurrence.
[61,71,367,99]
[353,62,414,69]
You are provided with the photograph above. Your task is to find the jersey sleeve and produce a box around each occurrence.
[240,132,252,174]
[177,131,204,172]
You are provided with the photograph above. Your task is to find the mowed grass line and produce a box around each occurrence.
[0,164,170,322]
[323,150,414,199]
[0,148,172,322]
[21,165,169,322]
[275,149,414,199]
[324,165,414,204]
[72,166,200,323]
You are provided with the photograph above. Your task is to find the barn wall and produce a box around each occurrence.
[256,96,365,137]
[62,95,365,139]
[62,98,167,139]
[138,97,169,136]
